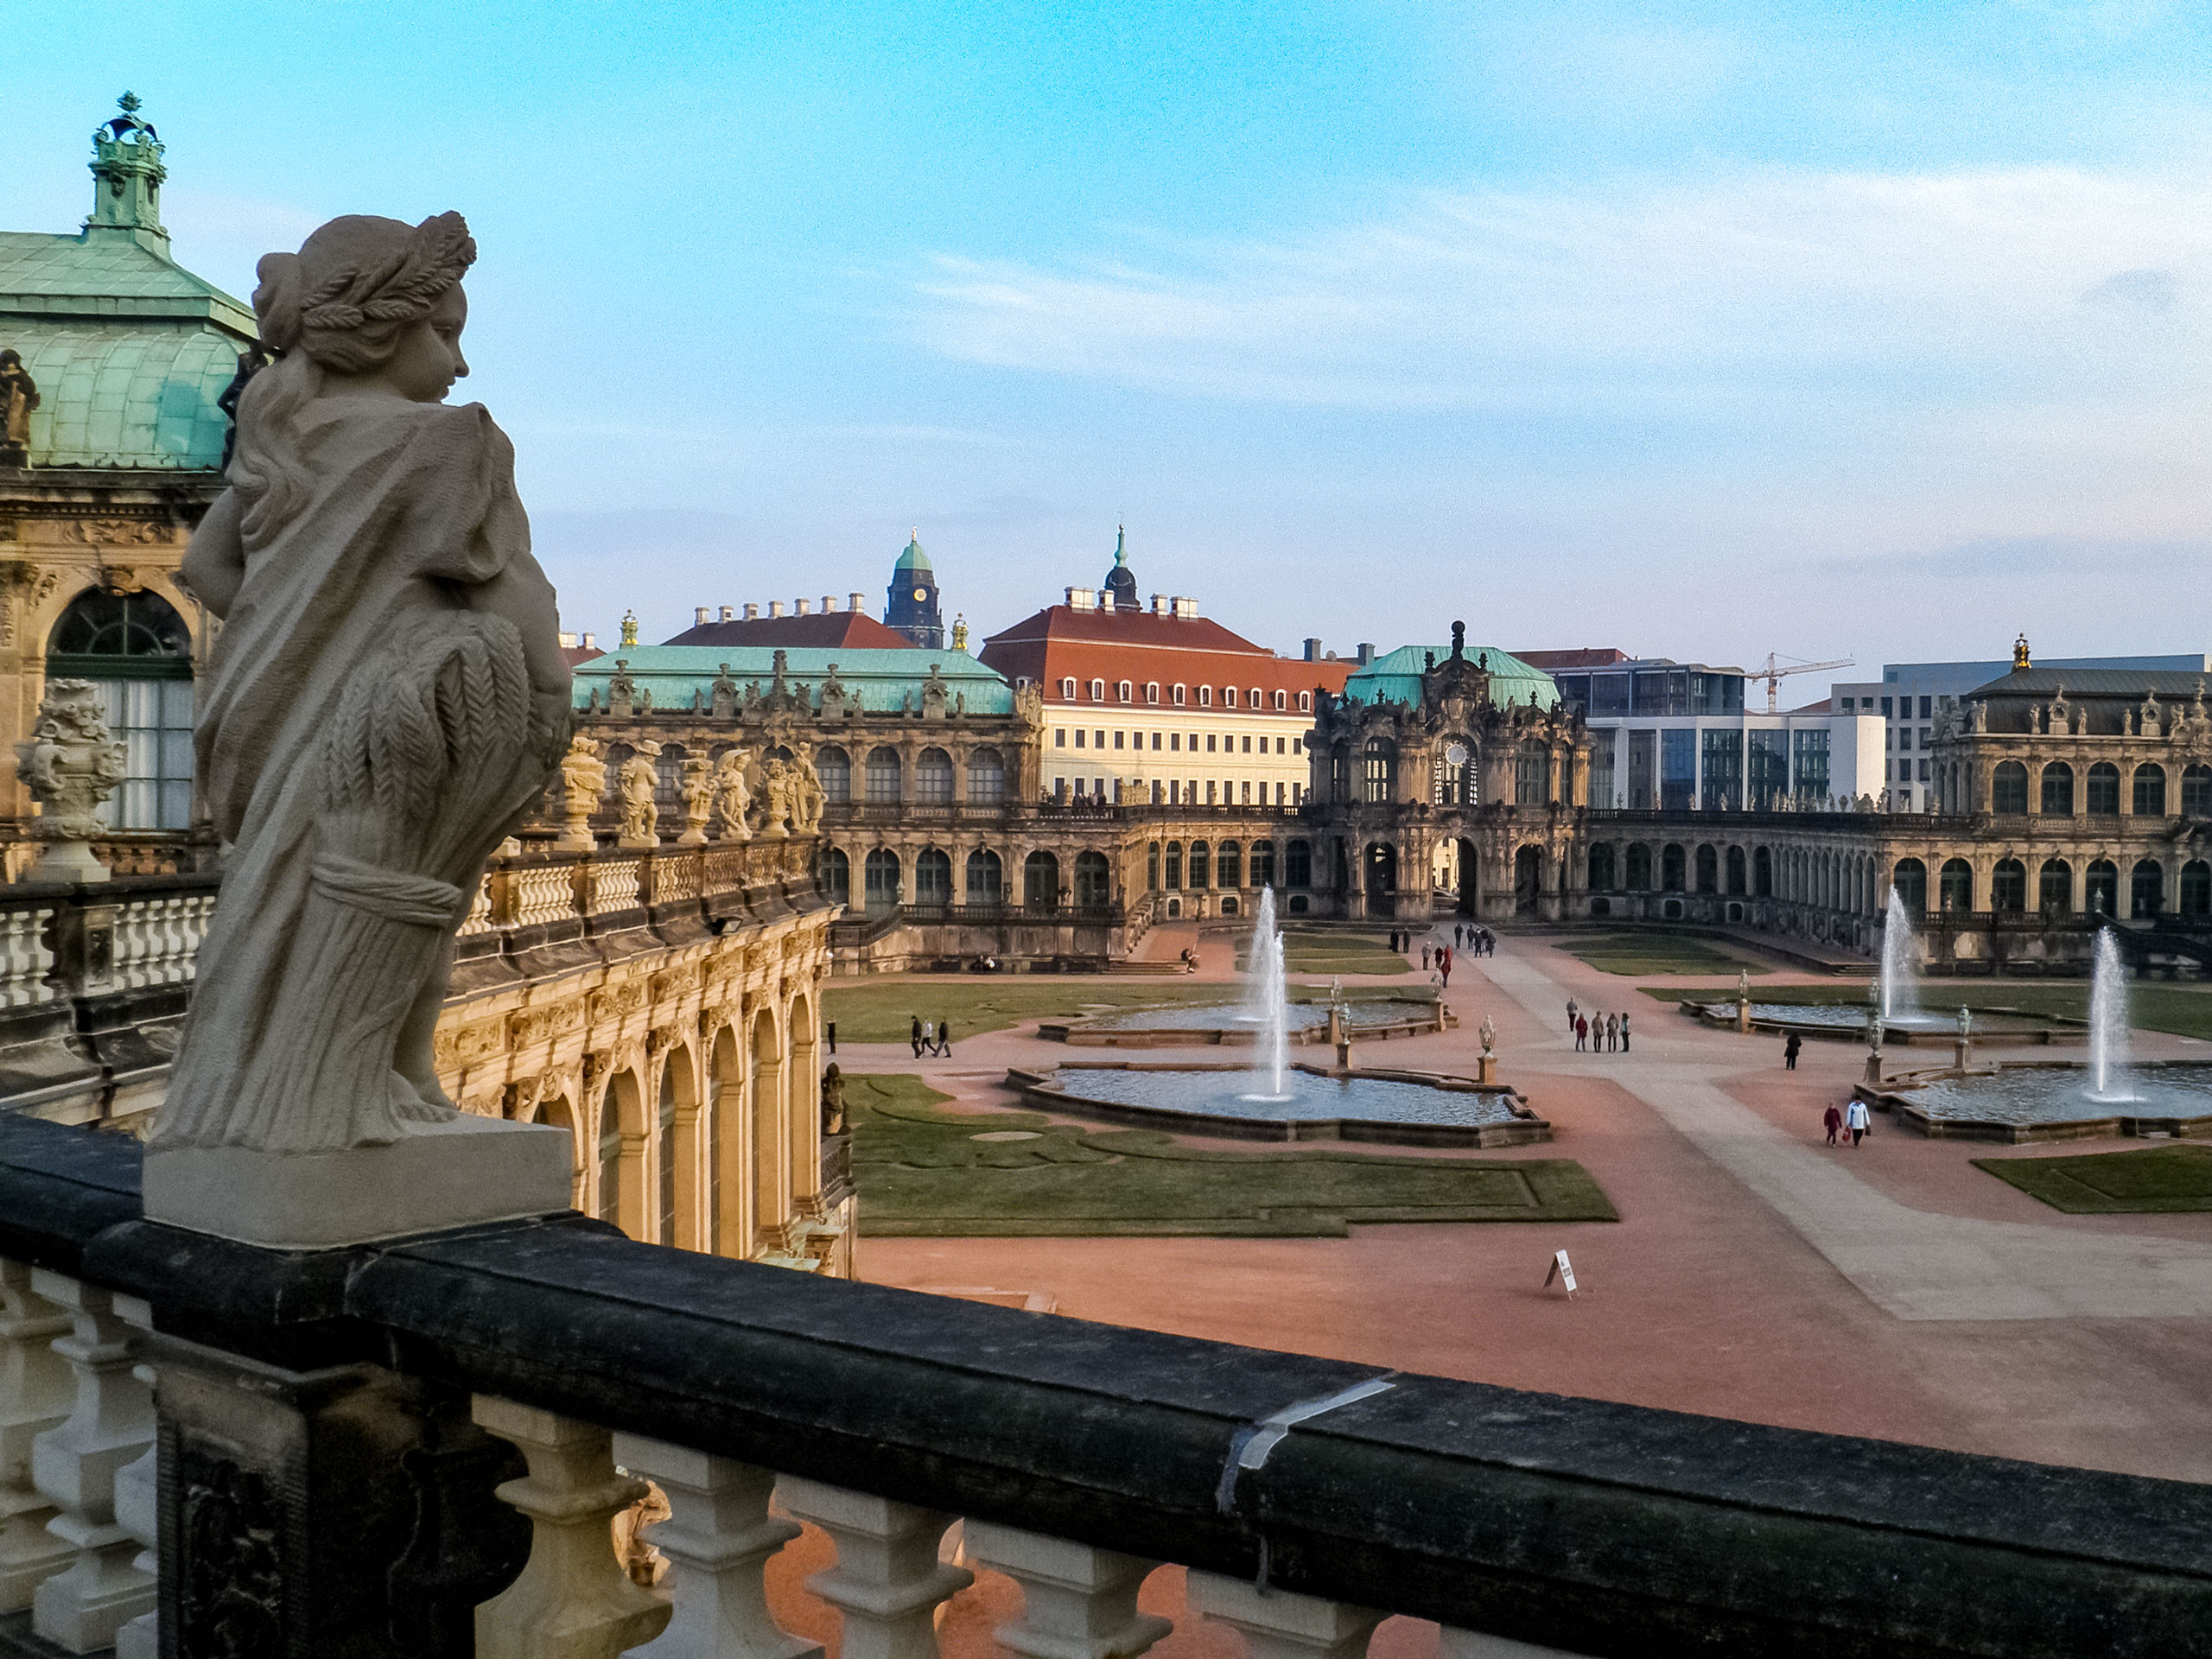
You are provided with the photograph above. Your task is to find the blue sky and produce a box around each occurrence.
[9,1,2211,695]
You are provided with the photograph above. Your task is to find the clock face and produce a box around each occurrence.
[913,587,928,601]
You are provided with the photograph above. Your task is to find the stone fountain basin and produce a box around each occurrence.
[1685,1001,2081,1045]
[1039,997,1452,1047]
[1006,1061,1545,1148]
[1856,1060,2212,1144]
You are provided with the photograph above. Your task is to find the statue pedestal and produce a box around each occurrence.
[18,839,108,885]
[1476,1053,1497,1086]
[1953,1039,1971,1073]
[143,1117,571,1249]
[1735,999,1751,1033]
[1862,1052,1884,1087]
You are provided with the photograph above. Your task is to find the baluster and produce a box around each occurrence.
[774,1478,972,1659]
[962,1521,1169,1659]
[29,1270,154,1651]
[472,1395,672,1658]
[1185,1572,1382,1659]
[111,1297,157,1659]
[0,1261,73,1610]
[1439,1627,1593,1658]
[611,1434,822,1659]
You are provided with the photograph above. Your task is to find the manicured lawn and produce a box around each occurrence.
[1974,1144,2212,1213]
[1559,931,1771,978]
[1238,926,1413,977]
[821,980,1430,1046]
[847,1073,1618,1236]
[1634,980,2212,1041]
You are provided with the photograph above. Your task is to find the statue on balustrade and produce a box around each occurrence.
[14,679,127,882]
[712,747,753,841]
[618,741,662,847]
[152,212,571,1160]
[0,350,38,467]
[677,754,714,844]
[790,742,825,832]
[759,756,793,840]
[557,733,607,851]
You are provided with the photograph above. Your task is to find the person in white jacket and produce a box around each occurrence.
[1844,1096,1872,1148]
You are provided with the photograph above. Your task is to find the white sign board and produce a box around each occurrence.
[1542,1249,1579,1298]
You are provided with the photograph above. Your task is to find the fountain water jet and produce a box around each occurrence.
[2088,928,2135,1102]
[1879,886,1920,1025]
[1241,887,1290,1101]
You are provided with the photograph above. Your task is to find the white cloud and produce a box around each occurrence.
[910,167,2212,416]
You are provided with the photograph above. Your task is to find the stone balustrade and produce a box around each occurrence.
[0,1114,2194,1657]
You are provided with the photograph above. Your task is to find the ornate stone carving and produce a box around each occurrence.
[677,754,714,845]
[15,678,127,884]
[760,758,794,841]
[0,353,36,467]
[175,1442,283,1656]
[713,748,753,841]
[618,741,662,849]
[556,734,605,852]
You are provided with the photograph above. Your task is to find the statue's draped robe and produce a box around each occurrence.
[156,399,527,1149]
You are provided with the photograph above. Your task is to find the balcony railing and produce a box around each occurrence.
[0,1116,2198,1656]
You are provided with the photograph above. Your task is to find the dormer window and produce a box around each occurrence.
[1251,688,1264,709]
[1297,691,1313,712]
[1118,680,1134,702]
[1090,678,1105,702]
[1060,677,1077,700]
[1273,690,1287,711]
[1224,686,1238,709]
[1198,685,1213,708]
[1147,683,1160,704]
[1172,684,1186,707]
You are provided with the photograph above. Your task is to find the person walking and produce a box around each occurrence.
[1421,944,1432,971]
[936,1018,953,1058]
[1574,1014,1588,1052]
[827,1020,837,1056]
[1439,947,1452,989]
[1605,1012,1619,1052]
[1783,1032,1802,1071]
[1618,1011,1630,1052]
[1822,1103,1842,1146]
[910,1015,924,1058]
[919,1019,935,1058]
[1566,997,1579,1034]
[1845,1096,1871,1147]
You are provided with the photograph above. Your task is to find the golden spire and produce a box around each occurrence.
[950,613,969,652]
[2013,632,2030,671]
[620,610,639,648]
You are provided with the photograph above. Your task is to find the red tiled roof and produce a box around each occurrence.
[664,613,915,649]
[980,605,1354,706]
[562,644,607,669]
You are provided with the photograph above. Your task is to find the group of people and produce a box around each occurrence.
[1450,922,1496,956]
[909,1016,954,1058]
[1823,1097,1872,1147]
[1564,996,1629,1053]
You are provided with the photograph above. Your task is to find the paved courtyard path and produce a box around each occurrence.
[1477,947,2212,1321]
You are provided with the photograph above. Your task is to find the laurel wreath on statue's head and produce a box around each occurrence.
[297,212,478,337]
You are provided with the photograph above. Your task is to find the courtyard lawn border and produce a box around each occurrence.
[1973,1143,2212,1213]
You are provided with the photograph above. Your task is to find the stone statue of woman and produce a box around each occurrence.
[151,213,570,1183]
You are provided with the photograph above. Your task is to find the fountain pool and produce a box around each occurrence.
[1007,1062,1546,1147]
[1685,1001,2073,1044]
[1042,998,1446,1046]
[1871,1062,2212,1142]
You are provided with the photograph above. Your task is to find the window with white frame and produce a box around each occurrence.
[1198,685,1212,708]
[1090,678,1105,702]
[1173,684,1186,706]
[1060,677,1077,699]
[1224,686,1238,708]
[1146,682,1160,703]
[1273,690,1287,710]
[1118,680,1133,702]
[1297,691,1312,712]
[1249,687,1262,709]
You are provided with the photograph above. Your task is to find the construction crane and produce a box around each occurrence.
[1753,652,1854,714]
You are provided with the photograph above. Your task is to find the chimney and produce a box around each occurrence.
[1172,596,1198,620]
[768,601,785,618]
[794,597,811,615]
[1098,590,1115,613]
[581,632,596,649]
[558,630,578,649]
[1303,638,1321,662]
[850,592,867,614]
[719,606,734,622]
[1151,594,1168,616]
[1065,587,1096,613]
[695,607,710,626]
[744,603,760,620]
[822,594,839,613]
[1357,643,1375,665]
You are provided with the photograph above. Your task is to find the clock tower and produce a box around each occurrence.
[885,529,945,648]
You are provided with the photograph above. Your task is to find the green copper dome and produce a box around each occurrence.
[893,530,933,575]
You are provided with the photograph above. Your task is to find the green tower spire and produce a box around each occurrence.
[85,93,169,256]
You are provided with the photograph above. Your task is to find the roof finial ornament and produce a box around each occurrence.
[1115,524,1128,566]
[1451,620,1465,661]
[2013,632,2031,671]
[950,613,969,652]
[620,609,639,648]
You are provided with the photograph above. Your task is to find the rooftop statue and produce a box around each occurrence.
[0,350,38,466]
[146,213,571,1244]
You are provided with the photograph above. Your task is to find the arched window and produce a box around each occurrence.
[1249,840,1275,888]
[914,848,952,906]
[2087,762,2120,816]
[1284,838,1310,887]
[816,746,851,804]
[653,742,687,815]
[1249,688,1262,711]
[1365,842,1398,898]
[1024,849,1060,910]
[914,747,953,804]
[1892,857,1925,912]
[1516,744,1548,806]
[1189,841,1211,889]
[1273,690,1287,711]
[966,747,1005,804]
[2038,858,2071,913]
[1075,850,1111,907]
[1090,678,1105,702]
[2039,762,2073,817]
[47,587,194,830]
[1661,843,1686,893]
[656,1049,682,1247]
[863,849,901,911]
[1992,858,2026,912]
[2132,859,2164,918]
[1117,681,1133,702]
[1940,858,1973,912]
[1755,845,1775,899]
[1363,740,1397,804]
[1224,686,1238,709]
[865,747,902,804]
[1726,846,1746,895]
[1164,841,1184,889]
[2085,858,2118,917]
[1992,760,2028,814]
[818,845,849,903]
[967,847,1003,904]
[1625,842,1652,891]
[1297,691,1313,713]
[1146,683,1160,704]
[2185,765,2212,817]
[2182,860,2211,918]
[1172,684,1186,707]
[1217,842,1243,888]
[1060,677,1077,700]
[2134,764,2167,817]
[1198,685,1212,708]
[1695,845,1719,893]
[1587,843,1617,891]
[1146,841,1160,892]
